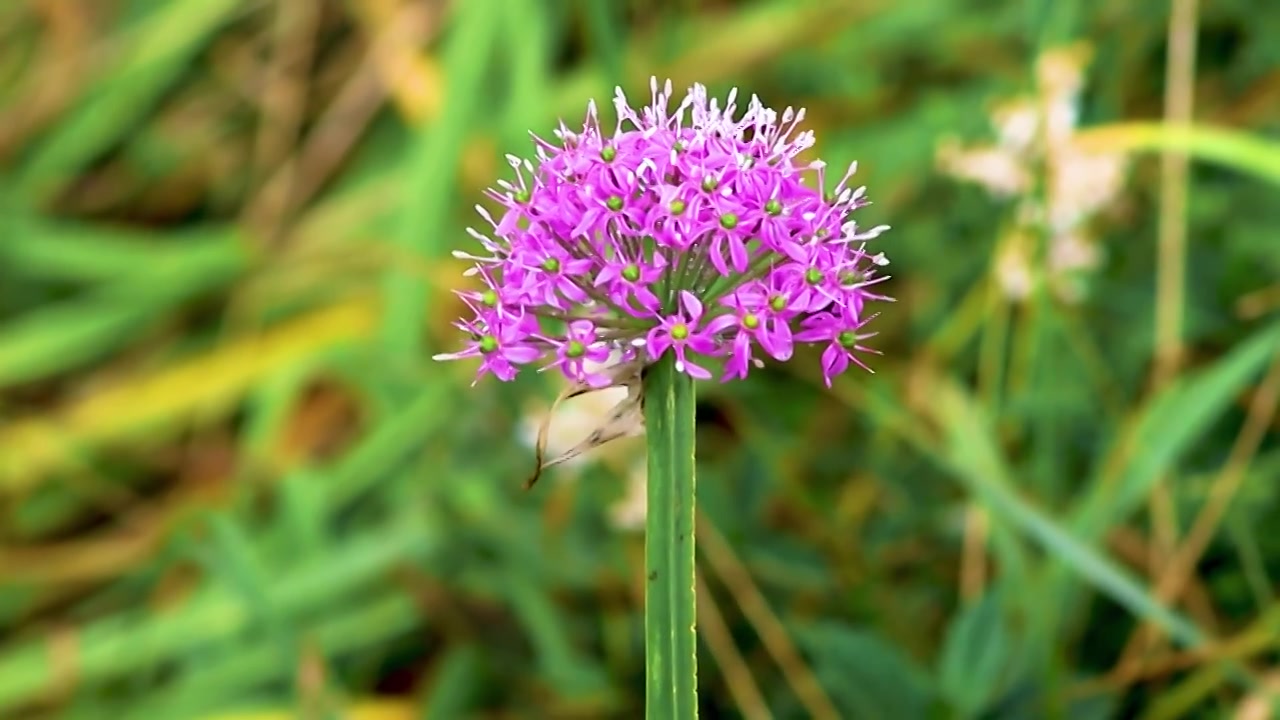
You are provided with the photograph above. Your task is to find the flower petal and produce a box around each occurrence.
[680,291,704,321]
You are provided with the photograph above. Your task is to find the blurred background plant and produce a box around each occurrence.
[1,0,1279,718]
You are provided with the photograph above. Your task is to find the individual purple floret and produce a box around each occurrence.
[434,78,893,388]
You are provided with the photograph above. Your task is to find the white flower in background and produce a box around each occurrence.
[1049,149,1128,234]
[607,462,648,532]
[936,43,1130,304]
[994,102,1041,154]
[935,139,1030,197]
[995,238,1035,301]
[1049,229,1101,275]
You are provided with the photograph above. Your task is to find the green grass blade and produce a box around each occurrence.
[642,354,698,719]
[0,528,426,713]
[507,573,611,697]
[581,0,625,84]
[0,217,247,287]
[930,380,1205,647]
[381,0,499,361]
[325,382,450,508]
[1031,320,1280,650]
[118,595,421,720]
[201,514,299,663]
[0,299,157,388]
[501,0,551,149]
[0,259,247,389]
[836,374,1033,588]
[419,645,485,719]
[1069,320,1280,539]
[14,0,246,204]
[938,590,1015,718]
[1077,122,1280,187]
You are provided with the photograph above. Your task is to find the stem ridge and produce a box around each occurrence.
[643,352,698,719]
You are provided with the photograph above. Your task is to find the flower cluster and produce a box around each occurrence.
[434,78,892,387]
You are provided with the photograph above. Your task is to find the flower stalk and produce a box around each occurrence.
[642,352,698,719]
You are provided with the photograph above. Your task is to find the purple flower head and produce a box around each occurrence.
[435,78,893,387]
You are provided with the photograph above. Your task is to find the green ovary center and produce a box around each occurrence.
[481,290,498,306]
[769,294,787,312]
[805,268,824,285]
[671,323,689,340]
[719,213,739,230]
[565,340,585,358]
[600,146,616,162]
[622,263,641,282]
[479,335,499,353]
[669,199,687,215]
[840,270,864,287]
[743,313,760,329]
[541,258,561,273]
[606,195,624,211]
[764,199,782,216]
[837,331,858,348]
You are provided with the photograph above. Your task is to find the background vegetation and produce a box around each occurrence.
[1,0,1279,718]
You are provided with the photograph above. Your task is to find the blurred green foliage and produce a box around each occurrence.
[1,0,1279,718]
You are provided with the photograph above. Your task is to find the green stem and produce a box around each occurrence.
[642,352,698,719]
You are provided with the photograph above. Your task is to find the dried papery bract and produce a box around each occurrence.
[524,358,647,489]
